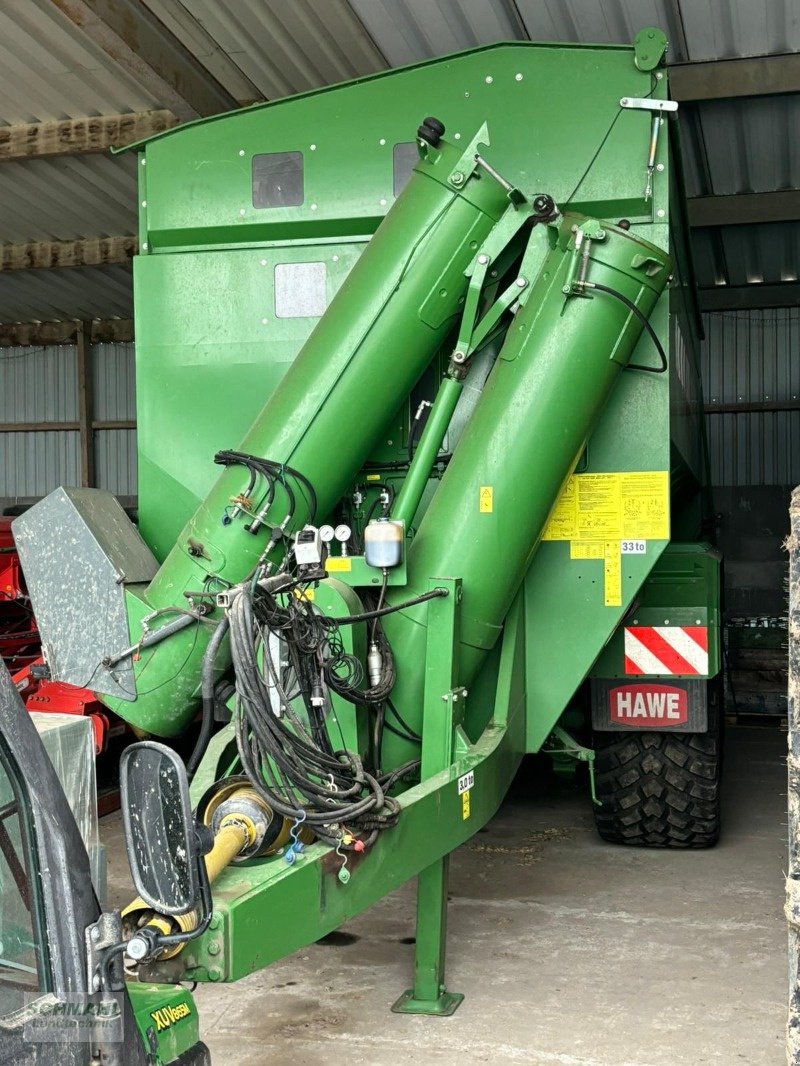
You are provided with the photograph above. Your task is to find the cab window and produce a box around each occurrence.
[0,745,44,1015]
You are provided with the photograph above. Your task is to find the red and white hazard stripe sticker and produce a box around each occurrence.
[624,626,708,676]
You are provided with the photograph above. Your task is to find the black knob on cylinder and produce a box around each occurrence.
[417,116,446,147]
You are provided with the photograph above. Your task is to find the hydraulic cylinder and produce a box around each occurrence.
[382,215,671,732]
[104,128,510,736]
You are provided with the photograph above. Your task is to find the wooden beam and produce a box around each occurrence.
[0,236,137,272]
[705,399,800,415]
[0,422,79,432]
[50,0,243,120]
[0,420,136,432]
[698,283,800,312]
[688,190,800,228]
[0,319,133,347]
[76,322,95,488]
[670,52,800,102]
[0,110,178,161]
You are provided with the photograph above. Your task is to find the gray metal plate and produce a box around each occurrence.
[13,487,158,700]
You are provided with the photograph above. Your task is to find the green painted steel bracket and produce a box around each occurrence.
[634,28,668,72]
[323,551,408,588]
[453,200,537,361]
[180,592,526,986]
[544,724,601,806]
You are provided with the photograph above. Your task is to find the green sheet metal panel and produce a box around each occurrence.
[134,242,365,558]
[133,41,674,547]
[128,36,704,750]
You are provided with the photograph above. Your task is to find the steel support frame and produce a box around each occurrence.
[392,577,465,1016]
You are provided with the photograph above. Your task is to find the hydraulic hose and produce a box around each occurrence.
[332,587,448,625]
[103,613,200,669]
[580,281,668,373]
[186,616,230,782]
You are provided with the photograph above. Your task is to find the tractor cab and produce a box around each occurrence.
[0,661,208,1066]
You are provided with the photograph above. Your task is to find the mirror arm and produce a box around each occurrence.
[126,836,214,964]
[152,846,214,954]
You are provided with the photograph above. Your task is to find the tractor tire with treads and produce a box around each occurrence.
[592,701,721,848]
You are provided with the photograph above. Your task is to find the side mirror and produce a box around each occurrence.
[120,741,200,916]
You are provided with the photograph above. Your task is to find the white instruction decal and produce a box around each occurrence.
[457,771,474,795]
[621,540,647,555]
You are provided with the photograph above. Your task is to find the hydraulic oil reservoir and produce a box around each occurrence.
[364,519,404,569]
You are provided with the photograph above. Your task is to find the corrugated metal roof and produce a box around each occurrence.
[0,0,797,321]
[692,221,800,288]
[147,0,386,98]
[0,0,163,122]
[0,265,132,322]
[0,154,138,243]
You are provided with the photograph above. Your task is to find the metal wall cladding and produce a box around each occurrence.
[92,343,136,421]
[0,342,137,500]
[93,342,137,496]
[0,345,76,422]
[701,308,800,486]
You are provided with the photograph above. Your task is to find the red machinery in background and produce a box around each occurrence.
[0,516,109,753]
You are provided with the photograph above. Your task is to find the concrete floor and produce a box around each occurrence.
[102,725,787,1065]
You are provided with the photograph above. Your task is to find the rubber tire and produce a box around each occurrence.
[592,697,721,849]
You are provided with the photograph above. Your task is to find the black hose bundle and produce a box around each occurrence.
[214,449,319,524]
[227,579,418,846]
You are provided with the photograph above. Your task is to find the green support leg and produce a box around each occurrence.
[392,577,464,1016]
[392,856,464,1016]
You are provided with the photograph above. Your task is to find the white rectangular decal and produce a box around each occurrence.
[457,771,474,795]
[621,540,646,554]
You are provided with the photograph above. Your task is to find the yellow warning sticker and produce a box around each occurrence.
[479,486,493,513]
[462,791,471,820]
[570,541,605,560]
[293,587,315,601]
[366,473,381,482]
[603,541,622,607]
[543,477,576,540]
[325,557,352,573]
[542,471,669,542]
[620,471,670,539]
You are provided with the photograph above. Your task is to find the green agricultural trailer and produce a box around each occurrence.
[7,27,719,1062]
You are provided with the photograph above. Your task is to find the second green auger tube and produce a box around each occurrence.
[101,122,511,737]
[380,215,672,754]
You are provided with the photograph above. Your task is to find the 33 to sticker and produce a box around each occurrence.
[621,540,646,554]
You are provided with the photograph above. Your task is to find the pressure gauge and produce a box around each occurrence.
[319,524,335,544]
[334,524,351,544]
